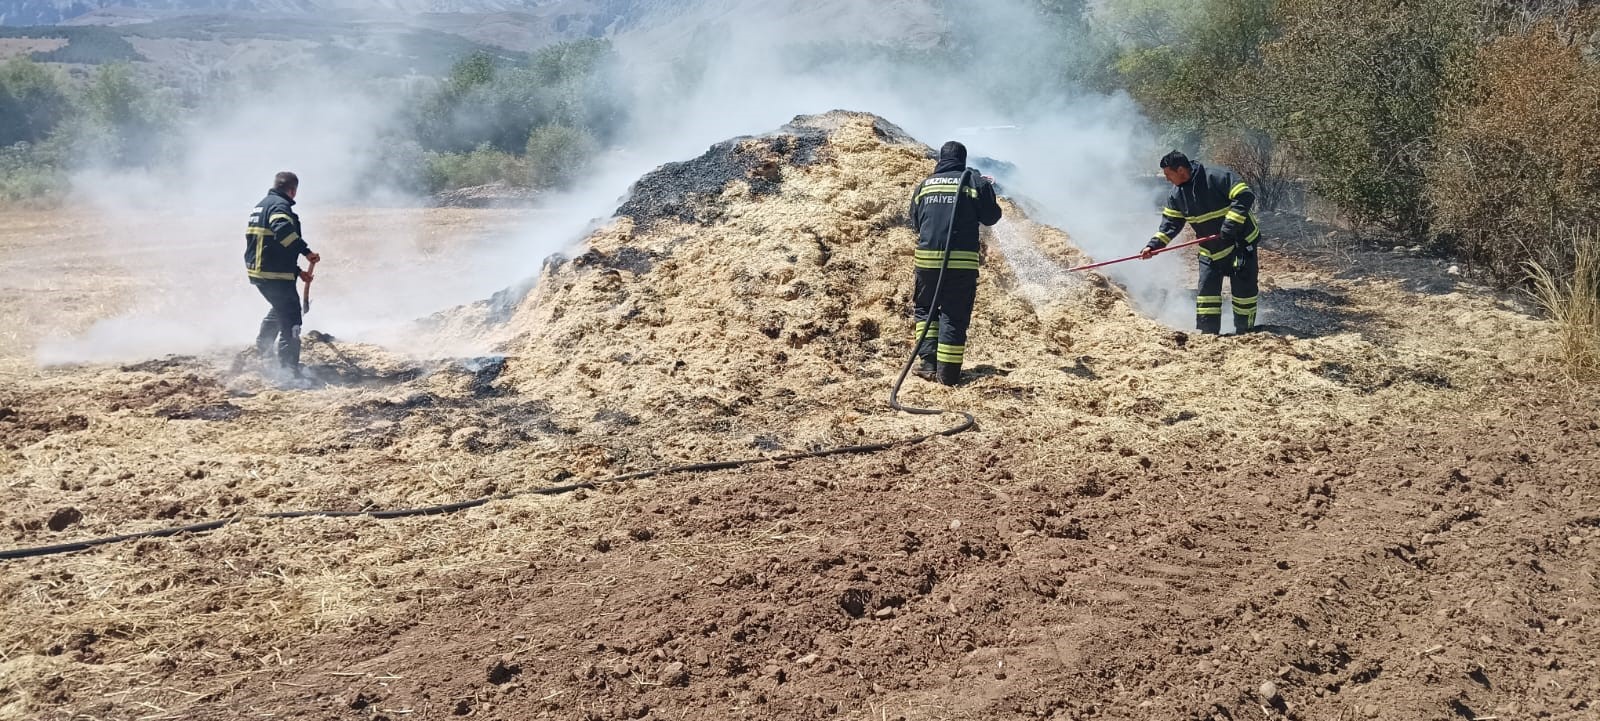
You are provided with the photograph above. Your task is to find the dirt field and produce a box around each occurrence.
[1,112,1595,721]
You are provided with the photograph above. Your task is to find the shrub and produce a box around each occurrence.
[65,63,173,167]
[1207,127,1296,212]
[0,58,71,146]
[1428,20,1600,283]
[423,145,529,192]
[1527,229,1600,382]
[413,41,621,156]
[525,124,597,189]
[1257,0,1475,236]
[0,142,67,205]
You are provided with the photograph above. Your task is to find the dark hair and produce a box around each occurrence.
[1159,151,1190,170]
[938,140,967,163]
[273,171,299,192]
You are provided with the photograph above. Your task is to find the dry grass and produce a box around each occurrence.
[1527,228,1600,381]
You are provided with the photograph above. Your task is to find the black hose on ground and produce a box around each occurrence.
[0,423,972,562]
[0,172,980,563]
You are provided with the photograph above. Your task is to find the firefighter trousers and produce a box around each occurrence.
[913,268,977,370]
[1196,244,1259,334]
[252,278,303,372]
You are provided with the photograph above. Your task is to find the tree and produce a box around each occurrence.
[412,41,621,164]
[525,125,597,189]
[0,58,71,147]
[1259,0,1475,236]
[73,63,171,167]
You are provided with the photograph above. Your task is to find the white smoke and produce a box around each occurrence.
[36,0,1202,365]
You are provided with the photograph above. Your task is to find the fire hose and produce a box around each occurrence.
[887,167,979,429]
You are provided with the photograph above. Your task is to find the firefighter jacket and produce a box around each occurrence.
[1148,162,1258,264]
[909,153,1003,271]
[245,189,311,281]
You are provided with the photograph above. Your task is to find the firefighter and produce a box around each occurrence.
[908,141,1003,385]
[245,171,319,377]
[1141,151,1260,334]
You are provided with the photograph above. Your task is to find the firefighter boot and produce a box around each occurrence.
[279,324,304,378]
[937,362,962,386]
[256,317,280,366]
[913,357,937,381]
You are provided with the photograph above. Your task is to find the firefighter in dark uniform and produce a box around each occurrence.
[1141,151,1260,334]
[909,141,1003,385]
[245,171,319,376]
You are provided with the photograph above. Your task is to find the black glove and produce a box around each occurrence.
[1219,219,1242,244]
[1233,239,1256,269]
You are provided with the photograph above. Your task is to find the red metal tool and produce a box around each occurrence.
[1066,234,1220,273]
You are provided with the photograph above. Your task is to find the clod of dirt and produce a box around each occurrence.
[485,655,521,685]
[46,507,82,532]
[838,589,871,618]
[660,661,689,687]
[1259,680,1280,702]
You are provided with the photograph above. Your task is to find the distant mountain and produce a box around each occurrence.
[0,0,949,90]
[0,0,641,27]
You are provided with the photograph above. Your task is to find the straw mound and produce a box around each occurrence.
[459,111,1137,468]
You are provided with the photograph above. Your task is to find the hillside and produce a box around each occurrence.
[0,112,1593,720]
[2,0,630,28]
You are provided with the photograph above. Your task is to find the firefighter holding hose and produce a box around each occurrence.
[908,141,1003,385]
[1141,151,1261,334]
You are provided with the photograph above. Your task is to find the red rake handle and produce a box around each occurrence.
[1065,235,1219,273]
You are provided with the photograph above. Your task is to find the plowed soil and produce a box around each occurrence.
[0,112,1595,721]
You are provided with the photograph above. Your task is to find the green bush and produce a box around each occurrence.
[65,63,173,167]
[423,145,530,192]
[412,41,621,156]
[0,143,67,205]
[525,125,597,189]
[0,58,71,146]
[1256,0,1475,236]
